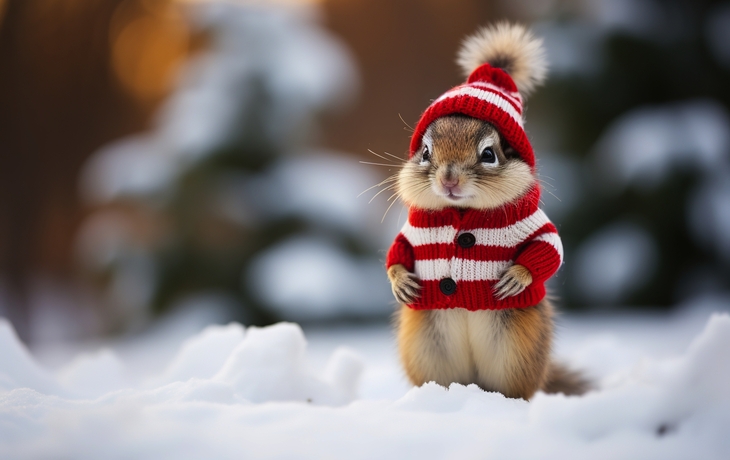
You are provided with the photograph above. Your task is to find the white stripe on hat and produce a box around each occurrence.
[470,81,523,108]
[434,86,524,127]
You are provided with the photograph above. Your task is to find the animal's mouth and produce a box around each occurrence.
[442,189,474,202]
[433,183,472,202]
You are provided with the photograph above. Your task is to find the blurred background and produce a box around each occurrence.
[1,0,729,346]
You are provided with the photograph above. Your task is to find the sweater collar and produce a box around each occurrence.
[407,185,540,228]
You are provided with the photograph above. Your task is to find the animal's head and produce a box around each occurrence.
[397,22,547,211]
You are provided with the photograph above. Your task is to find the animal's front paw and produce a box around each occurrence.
[494,264,533,300]
[387,264,421,304]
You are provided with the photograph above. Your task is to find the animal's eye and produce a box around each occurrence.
[480,147,497,165]
[421,146,432,164]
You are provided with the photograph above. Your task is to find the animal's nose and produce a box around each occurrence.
[440,176,459,188]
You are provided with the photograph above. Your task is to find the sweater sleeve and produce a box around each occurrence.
[514,222,563,283]
[386,233,415,272]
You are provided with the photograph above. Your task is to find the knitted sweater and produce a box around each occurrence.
[386,186,563,310]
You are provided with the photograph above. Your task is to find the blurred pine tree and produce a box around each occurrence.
[532,0,730,309]
[78,3,395,329]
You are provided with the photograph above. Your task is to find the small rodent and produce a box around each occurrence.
[385,22,589,400]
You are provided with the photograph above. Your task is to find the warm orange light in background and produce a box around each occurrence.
[107,0,325,103]
[174,0,323,5]
[110,0,190,103]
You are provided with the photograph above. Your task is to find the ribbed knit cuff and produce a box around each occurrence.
[386,233,415,272]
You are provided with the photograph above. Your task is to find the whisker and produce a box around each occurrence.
[398,113,415,132]
[380,150,405,161]
[359,161,401,168]
[381,193,401,223]
[410,184,433,206]
[369,184,396,203]
[397,203,406,227]
[537,178,556,189]
[367,149,402,164]
[543,189,562,202]
[386,191,399,201]
[357,176,397,197]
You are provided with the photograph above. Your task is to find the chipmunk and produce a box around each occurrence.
[385,22,589,400]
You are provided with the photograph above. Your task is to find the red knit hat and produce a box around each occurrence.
[409,64,534,168]
[408,23,548,170]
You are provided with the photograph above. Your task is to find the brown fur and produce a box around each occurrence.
[397,299,555,400]
[543,361,593,396]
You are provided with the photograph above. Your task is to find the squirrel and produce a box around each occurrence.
[385,22,589,400]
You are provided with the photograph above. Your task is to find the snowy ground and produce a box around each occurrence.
[2,301,730,459]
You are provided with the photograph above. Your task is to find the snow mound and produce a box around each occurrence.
[153,322,246,386]
[1,314,729,458]
[211,323,361,405]
[57,349,127,399]
[3,321,362,408]
[531,313,730,444]
[0,318,64,396]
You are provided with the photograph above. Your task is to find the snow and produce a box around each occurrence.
[2,304,730,458]
[79,135,175,205]
[151,323,245,387]
[582,0,665,38]
[57,350,128,399]
[572,221,657,305]
[531,0,674,78]
[217,148,402,321]
[687,173,730,263]
[247,236,392,319]
[534,22,604,76]
[535,151,582,220]
[592,100,730,191]
[268,152,382,235]
[587,98,730,285]
[232,150,399,248]
[0,321,63,396]
[706,3,730,69]
[74,1,388,323]
[161,2,355,161]
[80,2,357,203]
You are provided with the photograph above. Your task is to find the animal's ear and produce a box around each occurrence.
[457,22,547,97]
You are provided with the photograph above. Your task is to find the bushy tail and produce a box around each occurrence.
[542,361,592,396]
[457,22,547,96]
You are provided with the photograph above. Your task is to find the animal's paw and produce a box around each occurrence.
[494,264,533,300]
[387,265,421,304]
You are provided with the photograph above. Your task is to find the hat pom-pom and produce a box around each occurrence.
[457,22,548,97]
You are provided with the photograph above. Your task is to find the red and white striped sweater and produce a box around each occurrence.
[386,186,563,310]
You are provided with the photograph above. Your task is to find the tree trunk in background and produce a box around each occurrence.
[0,0,153,342]
[320,0,498,157]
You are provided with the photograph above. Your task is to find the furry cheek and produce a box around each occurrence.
[468,161,536,209]
[397,160,536,211]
